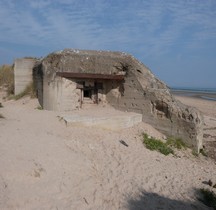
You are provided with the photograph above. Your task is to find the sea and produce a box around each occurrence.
[170,87,216,102]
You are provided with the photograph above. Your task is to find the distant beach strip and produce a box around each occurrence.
[171,87,216,101]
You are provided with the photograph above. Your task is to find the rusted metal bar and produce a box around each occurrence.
[56,72,124,80]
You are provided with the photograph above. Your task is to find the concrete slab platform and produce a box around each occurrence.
[60,106,142,130]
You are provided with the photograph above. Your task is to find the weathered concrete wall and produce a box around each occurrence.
[106,64,203,151]
[61,78,81,111]
[43,76,80,111]
[14,58,36,95]
[36,49,203,152]
[106,80,123,106]
[42,76,108,111]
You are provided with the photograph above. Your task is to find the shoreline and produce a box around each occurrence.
[172,94,216,117]
[171,90,216,102]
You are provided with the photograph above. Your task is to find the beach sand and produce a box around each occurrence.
[0,93,216,210]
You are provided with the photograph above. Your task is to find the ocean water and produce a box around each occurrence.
[171,87,216,101]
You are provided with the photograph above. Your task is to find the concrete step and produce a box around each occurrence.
[81,103,97,109]
[61,108,142,131]
[82,98,94,104]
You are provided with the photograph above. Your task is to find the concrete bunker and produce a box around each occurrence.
[14,49,203,152]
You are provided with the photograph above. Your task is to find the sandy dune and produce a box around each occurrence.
[0,95,216,210]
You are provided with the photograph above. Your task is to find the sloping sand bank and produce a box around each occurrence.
[0,96,216,210]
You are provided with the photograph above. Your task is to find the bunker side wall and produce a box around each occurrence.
[106,71,203,152]
[14,58,36,95]
[43,76,80,111]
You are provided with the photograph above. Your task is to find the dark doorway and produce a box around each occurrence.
[84,89,92,98]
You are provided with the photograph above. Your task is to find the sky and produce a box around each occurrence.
[0,0,216,88]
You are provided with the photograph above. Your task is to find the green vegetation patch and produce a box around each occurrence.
[166,137,186,149]
[199,188,216,209]
[143,134,174,156]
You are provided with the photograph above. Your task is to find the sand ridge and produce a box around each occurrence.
[0,96,216,209]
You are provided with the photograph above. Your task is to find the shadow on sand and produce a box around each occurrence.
[127,190,210,210]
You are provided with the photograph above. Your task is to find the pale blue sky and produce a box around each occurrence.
[0,0,216,88]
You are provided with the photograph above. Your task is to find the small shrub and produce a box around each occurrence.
[0,103,3,108]
[0,113,5,118]
[143,134,174,156]
[199,188,216,209]
[166,137,186,149]
[192,150,199,157]
[200,148,208,157]
[36,105,43,110]
[192,148,207,157]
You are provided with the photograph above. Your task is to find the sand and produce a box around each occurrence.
[174,95,216,117]
[0,94,216,210]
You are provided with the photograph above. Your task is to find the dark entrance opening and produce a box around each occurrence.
[84,89,92,98]
[76,81,106,106]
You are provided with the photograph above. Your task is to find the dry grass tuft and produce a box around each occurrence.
[0,64,14,95]
[14,82,36,100]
